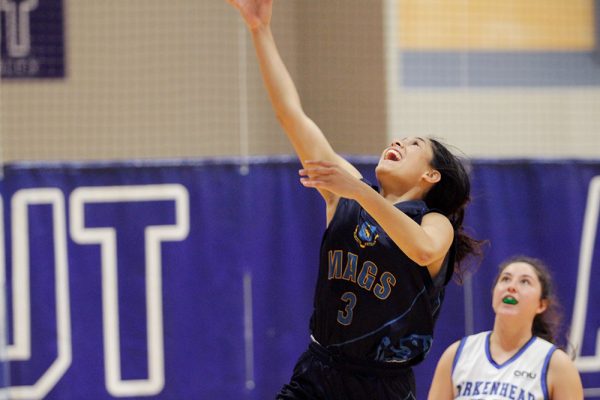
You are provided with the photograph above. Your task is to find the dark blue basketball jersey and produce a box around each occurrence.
[309,181,454,367]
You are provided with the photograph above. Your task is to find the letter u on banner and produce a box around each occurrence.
[0,188,72,400]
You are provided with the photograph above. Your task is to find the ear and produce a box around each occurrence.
[423,169,441,184]
[536,298,548,315]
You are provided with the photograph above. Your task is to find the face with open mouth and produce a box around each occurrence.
[492,261,547,318]
[375,137,438,193]
[379,137,430,163]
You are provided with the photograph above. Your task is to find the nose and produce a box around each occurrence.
[392,141,404,148]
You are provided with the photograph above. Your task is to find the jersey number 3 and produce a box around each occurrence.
[337,292,357,325]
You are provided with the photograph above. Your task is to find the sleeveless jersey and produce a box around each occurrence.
[309,181,454,366]
[452,331,556,400]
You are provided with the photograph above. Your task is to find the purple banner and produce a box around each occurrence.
[0,158,599,399]
[1,0,65,79]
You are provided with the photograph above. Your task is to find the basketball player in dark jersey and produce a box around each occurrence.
[227,1,483,398]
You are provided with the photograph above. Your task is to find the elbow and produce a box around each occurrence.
[413,255,434,267]
[274,109,290,128]
[410,249,440,267]
[405,235,450,267]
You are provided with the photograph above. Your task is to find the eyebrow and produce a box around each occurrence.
[500,272,535,280]
[401,137,427,144]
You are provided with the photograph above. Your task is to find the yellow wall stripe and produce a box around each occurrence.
[399,0,595,50]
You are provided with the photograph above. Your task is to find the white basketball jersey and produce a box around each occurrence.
[451,331,556,400]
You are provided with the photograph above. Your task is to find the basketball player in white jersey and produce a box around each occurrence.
[428,256,582,400]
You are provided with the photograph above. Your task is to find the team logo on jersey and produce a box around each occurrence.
[354,221,379,248]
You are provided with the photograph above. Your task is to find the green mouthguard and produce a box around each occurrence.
[503,297,518,305]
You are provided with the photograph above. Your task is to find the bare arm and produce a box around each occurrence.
[428,341,460,400]
[356,189,454,273]
[300,161,454,274]
[227,0,361,207]
[547,350,583,400]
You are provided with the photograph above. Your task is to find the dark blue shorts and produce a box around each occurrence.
[276,342,416,400]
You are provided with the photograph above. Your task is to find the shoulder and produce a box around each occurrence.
[438,340,462,369]
[422,211,452,224]
[547,349,583,399]
[429,340,462,400]
[446,340,461,356]
[452,332,489,362]
[421,212,454,236]
[432,340,462,385]
[547,348,577,374]
[420,212,454,248]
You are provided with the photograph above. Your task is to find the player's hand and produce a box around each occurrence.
[226,0,273,31]
[299,160,365,199]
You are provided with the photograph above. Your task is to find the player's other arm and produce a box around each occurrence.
[427,341,459,400]
[352,184,454,273]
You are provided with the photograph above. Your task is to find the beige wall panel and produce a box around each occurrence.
[1,1,598,162]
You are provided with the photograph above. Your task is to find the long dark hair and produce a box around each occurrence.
[493,255,563,345]
[424,138,485,279]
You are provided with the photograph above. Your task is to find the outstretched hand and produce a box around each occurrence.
[299,161,366,200]
[226,0,273,31]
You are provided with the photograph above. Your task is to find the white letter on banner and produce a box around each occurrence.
[0,189,72,400]
[571,176,600,373]
[69,184,189,397]
[0,0,39,57]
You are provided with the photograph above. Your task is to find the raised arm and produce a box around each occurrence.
[227,0,362,205]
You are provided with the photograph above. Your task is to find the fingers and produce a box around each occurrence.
[299,164,331,188]
[298,167,335,177]
[299,160,337,177]
[299,160,346,190]
[303,160,336,167]
[299,177,322,188]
